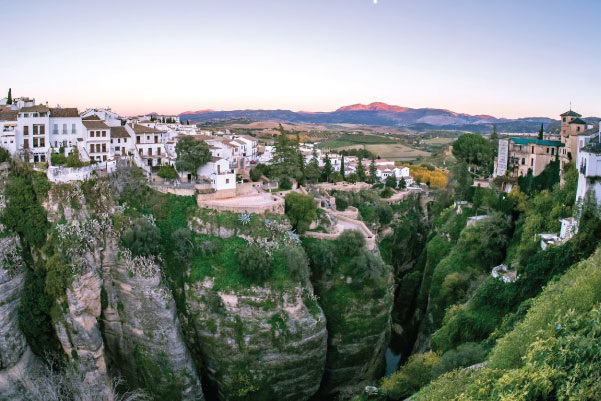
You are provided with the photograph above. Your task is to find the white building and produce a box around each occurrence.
[197,157,237,191]
[82,117,111,162]
[110,126,134,157]
[128,123,172,168]
[0,110,18,154]
[575,126,601,206]
[81,108,122,127]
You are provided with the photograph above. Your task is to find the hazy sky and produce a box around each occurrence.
[1,0,599,117]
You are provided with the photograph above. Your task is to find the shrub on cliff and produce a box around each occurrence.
[337,230,365,257]
[121,217,162,256]
[285,192,317,234]
[236,246,273,284]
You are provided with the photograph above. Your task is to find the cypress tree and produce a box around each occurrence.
[357,156,366,181]
[340,155,345,180]
[368,157,378,183]
[538,123,544,140]
[7,88,12,105]
[322,154,333,183]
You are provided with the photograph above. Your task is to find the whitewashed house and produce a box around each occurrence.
[0,110,18,154]
[82,117,111,162]
[80,108,122,127]
[110,126,133,157]
[197,157,236,191]
[128,123,172,168]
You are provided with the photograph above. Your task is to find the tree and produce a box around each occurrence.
[7,88,12,105]
[305,147,320,183]
[452,133,493,171]
[0,147,10,163]
[1,174,49,248]
[157,165,177,180]
[175,135,211,177]
[66,148,83,168]
[121,217,162,256]
[297,150,306,185]
[452,161,472,201]
[386,174,397,188]
[472,186,483,213]
[368,157,378,184]
[236,246,273,284]
[357,156,366,182]
[490,125,499,157]
[538,123,544,140]
[399,177,407,190]
[340,155,345,180]
[337,230,366,257]
[285,192,317,234]
[321,154,333,183]
[271,124,299,180]
[346,173,359,184]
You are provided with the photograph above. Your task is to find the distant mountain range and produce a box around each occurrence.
[179,102,566,133]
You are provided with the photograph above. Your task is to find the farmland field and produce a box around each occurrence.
[336,144,431,161]
[423,137,455,145]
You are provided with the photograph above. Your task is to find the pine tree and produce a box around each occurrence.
[538,123,544,140]
[490,124,499,157]
[340,155,345,180]
[297,150,306,185]
[368,157,378,184]
[272,124,299,180]
[321,154,333,183]
[305,147,320,183]
[7,88,12,105]
[357,156,366,182]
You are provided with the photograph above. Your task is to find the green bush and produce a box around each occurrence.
[380,352,441,400]
[158,165,178,180]
[336,230,365,257]
[65,148,84,168]
[279,176,292,190]
[121,217,162,256]
[236,246,273,284]
[0,147,9,163]
[335,196,348,211]
[304,239,338,278]
[430,342,486,377]
[284,192,317,234]
[282,247,310,284]
[380,187,394,198]
[51,151,67,166]
[348,252,386,284]
[250,167,263,182]
[376,204,393,225]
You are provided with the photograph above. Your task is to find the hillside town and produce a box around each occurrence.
[0,92,416,214]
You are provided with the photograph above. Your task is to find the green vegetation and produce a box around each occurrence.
[175,135,211,176]
[236,246,273,285]
[284,192,317,234]
[121,217,162,256]
[66,148,84,168]
[452,133,493,174]
[0,147,11,163]
[157,165,178,180]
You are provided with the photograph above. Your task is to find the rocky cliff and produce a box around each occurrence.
[0,237,41,400]
[185,280,327,401]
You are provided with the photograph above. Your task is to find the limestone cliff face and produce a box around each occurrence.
[101,242,204,401]
[54,268,113,400]
[184,280,328,401]
[315,263,395,399]
[0,237,41,400]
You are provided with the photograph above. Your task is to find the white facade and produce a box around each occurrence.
[575,127,601,206]
[197,157,236,191]
[81,108,122,127]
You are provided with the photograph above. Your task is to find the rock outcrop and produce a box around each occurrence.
[185,280,328,401]
[0,237,41,400]
[101,242,204,400]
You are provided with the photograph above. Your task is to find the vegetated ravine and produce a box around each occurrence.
[0,163,439,401]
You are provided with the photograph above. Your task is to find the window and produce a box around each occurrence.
[24,126,29,135]
[148,148,152,156]
[53,124,58,135]
[157,148,161,155]
[33,138,38,147]
[226,179,230,184]
[102,131,106,137]
[563,117,566,122]
[531,158,534,166]
[521,158,525,165]
[90,131,94,138]
[62,124,67,135]
[154,135,158,143]
[137,136,141,144]
[552,148,555,155]
[577,126,581,132]
[24,139,29,148]
[90,144,94,153]
[72,124,76,134]
[102,144,106,153]
[546,147,549,153]
[531,146,534,154]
